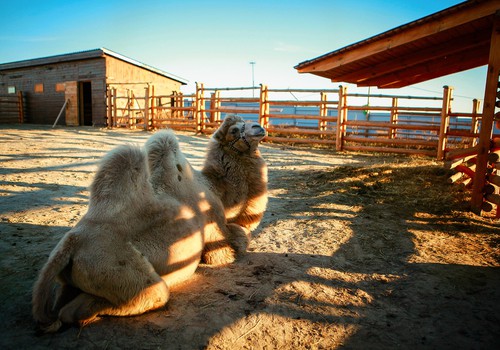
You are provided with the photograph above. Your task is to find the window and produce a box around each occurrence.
[55,83,65,92]
[34,83,44,93]
[7,86,16,94]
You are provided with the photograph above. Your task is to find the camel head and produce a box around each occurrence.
[213,115,266,153]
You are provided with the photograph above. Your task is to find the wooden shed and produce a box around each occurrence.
[0,48,187,126]
[295,0,500,215]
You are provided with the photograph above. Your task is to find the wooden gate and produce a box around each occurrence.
[0,91,25,123]
[106,85,197,131]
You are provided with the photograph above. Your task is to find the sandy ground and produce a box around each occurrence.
[0,124,499,350]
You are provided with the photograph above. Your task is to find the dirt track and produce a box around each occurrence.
[0,124,499,349]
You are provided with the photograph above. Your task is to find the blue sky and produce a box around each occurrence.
[0,0,485,111]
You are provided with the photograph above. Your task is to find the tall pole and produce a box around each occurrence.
[250,61,256,97]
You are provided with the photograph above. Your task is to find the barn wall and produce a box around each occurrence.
[0,58,107,125]
[105,55,182,97]
[0,53,184,126]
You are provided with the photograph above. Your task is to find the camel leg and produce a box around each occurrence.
[53,283,82,316]
[202,240,236,265]
[43,243,170,332]
[226,223,251,254]
[202,223,250,265]
[57,280,169,328]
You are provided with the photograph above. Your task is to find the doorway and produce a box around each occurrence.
[79,82,93,126]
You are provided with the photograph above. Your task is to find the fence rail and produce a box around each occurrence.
[106,83,488,160]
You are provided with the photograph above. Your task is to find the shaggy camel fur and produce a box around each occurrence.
[201,115,268,235]
[145,114,267,263]
[32,115,267,332]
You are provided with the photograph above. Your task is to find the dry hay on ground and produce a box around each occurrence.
[0,125,498,349]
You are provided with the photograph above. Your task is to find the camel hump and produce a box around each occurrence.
[89,144,148,203]
[145,130,181,165]
[145,130,195,192]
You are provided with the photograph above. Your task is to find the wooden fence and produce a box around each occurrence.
[106,83,485,160]
[0,91,25,123]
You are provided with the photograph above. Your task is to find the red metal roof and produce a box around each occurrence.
[295,0,500,88]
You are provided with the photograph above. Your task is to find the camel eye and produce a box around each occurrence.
[231,128,238,134]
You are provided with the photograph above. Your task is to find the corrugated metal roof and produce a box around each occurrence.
[0,48,188,85]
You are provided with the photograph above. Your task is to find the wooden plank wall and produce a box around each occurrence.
[0,55,183,126]
[0,58,107,125]
[105,55,183,128]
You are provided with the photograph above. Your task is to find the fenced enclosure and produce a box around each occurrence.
[106,83,487,160]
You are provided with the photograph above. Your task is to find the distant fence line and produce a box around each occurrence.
[106,83,486,160]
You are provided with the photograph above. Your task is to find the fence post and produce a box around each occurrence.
[127,90,133,128]
[144,85,150,130]
[209,92,215,123]
[112,88,117,127]
[390,97,399,139]
[319,92,327,139]
[336,85,347,151]
[470,98,481,147]
[106,87,112,128]
[210,90,221,123]
[178,92,184,119]
[437,85,453,160]
[171,92,178,119]
[195,83,205,133]
[259,84,269,129]
[150,85,155,129]
[17,91,24,123]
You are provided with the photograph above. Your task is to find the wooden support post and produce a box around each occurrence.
[336,85,348,151]
[470,99,481,147]
[52,99,69,128]
[471,11,500,214]
[17,91,24,123]
[390,97,399,139]
[437,85,453,160]
[259,84,269,129]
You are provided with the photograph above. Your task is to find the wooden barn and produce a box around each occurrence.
[0,48,187,126]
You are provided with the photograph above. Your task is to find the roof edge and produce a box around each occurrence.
[294,0,477,71]
[0,48,188,85]
[99,47,188,85]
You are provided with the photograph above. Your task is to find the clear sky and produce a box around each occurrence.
[0,0,486,112]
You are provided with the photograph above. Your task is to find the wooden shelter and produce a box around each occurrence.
[295,0,500,214]
[0,48,187,126]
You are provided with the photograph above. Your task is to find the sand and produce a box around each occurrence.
[0,124,498,349]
